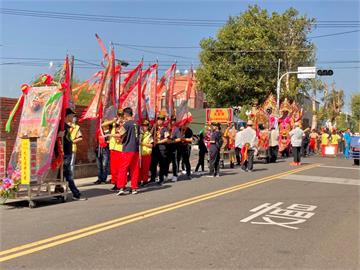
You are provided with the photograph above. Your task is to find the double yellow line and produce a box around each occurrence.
[0,163,320,263]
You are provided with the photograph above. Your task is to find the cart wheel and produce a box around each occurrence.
[60,196,67,203]
[29,201,36,208]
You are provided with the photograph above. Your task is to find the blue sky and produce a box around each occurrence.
[1,0,359,112]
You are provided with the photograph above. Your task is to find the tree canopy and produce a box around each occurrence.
[351,94,360,121]
[196,5,315,107]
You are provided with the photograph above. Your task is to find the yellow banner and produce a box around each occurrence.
[21,138,30,185]
[206,108,233,123]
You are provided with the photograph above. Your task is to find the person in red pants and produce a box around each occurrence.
[117,107,140,195]
[139,120,153,186]
[105,109,124,191]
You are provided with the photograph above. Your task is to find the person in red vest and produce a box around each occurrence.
[116,107,140,195]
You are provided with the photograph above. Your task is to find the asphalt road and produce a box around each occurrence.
[0,156,359,269]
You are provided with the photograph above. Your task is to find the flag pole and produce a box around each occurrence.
[138,58,144,169]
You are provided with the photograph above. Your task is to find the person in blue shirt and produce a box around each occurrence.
[343,128,352,159]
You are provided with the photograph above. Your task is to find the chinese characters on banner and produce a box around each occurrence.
[21,138,30,185]
[206,108,233,123]
[240,202,317,230]
[30,139,38,183]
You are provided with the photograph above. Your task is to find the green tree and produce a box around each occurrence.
[323,82,345,124]
[351,93,360,131]
[196,5,315,107]
[302,78,325,130]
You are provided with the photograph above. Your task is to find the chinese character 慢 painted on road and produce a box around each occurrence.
[240,202,317,230]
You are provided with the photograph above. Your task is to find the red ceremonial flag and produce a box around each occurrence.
[60,55,71,131]
[142,63,158,121]
[101,49,117,120]
[175,65,194,126]
[157,63,176,117]
[121,62,143,120]
[120,61,143,106]
[80,59,111,122]
[185,65,194,101]
[95,33,108,60]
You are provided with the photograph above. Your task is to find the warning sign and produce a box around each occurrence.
[206,108,233,123]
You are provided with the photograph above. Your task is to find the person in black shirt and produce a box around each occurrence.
[195,131,208,173]
[208,122,222,177]
[167,116,181,182]
[178,124,193,179]
[150,114,170,185]
[60,108,86,200]
[116,107,140,195]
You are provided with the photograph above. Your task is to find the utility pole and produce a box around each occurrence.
[276,59,281,110]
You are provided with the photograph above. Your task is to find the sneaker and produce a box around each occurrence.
[290,162,297,166]
[94,179,103,185]
[73,195,87,201]
[185,175,192,180]
[116,188,126,196]
[215,174,220,178]
[241,169,247,172]
[182,170,186,175]
[171,176,178,182]
[110,185,118,191]
[248,169,253,172]
[206,175,214,178]
[131,189,138,195]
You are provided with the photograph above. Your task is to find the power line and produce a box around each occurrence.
[1,8,359,28]
[308,29,360,39]
[118,45,196,60]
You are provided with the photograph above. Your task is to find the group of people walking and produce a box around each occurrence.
[60,107,355,201]
[93,108,194,195]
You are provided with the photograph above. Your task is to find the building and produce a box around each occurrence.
[299,94,321,129]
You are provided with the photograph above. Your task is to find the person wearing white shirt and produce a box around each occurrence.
[289,122,304,166]
[239,120,258,172]
[269,127,279,163]
[235,126,244,165]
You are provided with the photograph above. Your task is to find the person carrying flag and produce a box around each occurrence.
[139,119,153,186]
[116,107,140,195]
[150,114,170,185]
[106,109,124,191]
[168,115,181,182]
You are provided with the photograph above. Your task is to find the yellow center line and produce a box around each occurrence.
[0,163,320,263]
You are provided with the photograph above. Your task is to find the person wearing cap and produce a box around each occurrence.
[94,117,112,185]
[208,122,222,177]
[239,120,258,172]
[139,119,153,186]
[116,107,140,195]
[150,114,169,185]
[167,115,181,182]
[60,108,86,201]
[289,122,305,165]
[105,109,124,190]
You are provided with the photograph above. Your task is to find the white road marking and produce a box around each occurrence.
[319,165,360,171]
[281,174,360,186]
